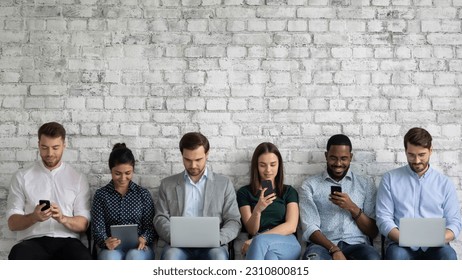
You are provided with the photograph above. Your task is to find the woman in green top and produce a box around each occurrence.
[236,142,301,260]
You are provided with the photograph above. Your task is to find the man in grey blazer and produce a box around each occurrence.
[154,132,241,260]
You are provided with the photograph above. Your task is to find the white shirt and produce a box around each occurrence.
[183,167,208,217]
[6,160,91,241]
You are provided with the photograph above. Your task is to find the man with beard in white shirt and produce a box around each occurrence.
[6,122,91,259]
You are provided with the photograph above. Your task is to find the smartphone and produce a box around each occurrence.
[262,180,274,196]
[39,200,50,211]
[330,186,342,195]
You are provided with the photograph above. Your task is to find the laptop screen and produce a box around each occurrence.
[170,216,220,248]
[399,218,446,247]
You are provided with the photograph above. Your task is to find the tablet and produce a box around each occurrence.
[110,224,139,250]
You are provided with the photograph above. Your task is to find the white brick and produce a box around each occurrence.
[268,98,289,110]
[270,72,291,84]
[126,98,146,110]
[104,97,124,110]
[288,20,307,31]
[205,46,226,58]
[267,20,286,31]
[289,98,309,110]
[207,99,227,111]
[228,99,248,111]
[194,112,231,123]
[441,125,461,137]
[380,124,401,136]
[120,124,139,136]
[81,124,99,136]
[315,112,354,123]
[2,97,22,108]
[229,71,248,83]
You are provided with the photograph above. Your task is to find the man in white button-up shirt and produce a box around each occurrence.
[6,122,91,259]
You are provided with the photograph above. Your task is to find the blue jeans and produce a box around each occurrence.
[304,241,380,260]
[161,244,229,260]
[246,234,301,260]
[385,243,457,260]
[98,247,155,260]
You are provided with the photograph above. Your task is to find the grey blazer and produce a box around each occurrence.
[154,169,241,246]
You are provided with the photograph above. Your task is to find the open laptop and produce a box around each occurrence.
[399,218,446,247]
[110,224,139,250]
[170,216,220,248]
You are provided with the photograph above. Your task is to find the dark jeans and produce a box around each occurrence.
[385,243,457,260]
[304,241,381,260]
[8,236,92,260]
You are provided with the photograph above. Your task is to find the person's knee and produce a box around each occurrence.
[304,244,330,260]
[207,247,228,260]
[435,246,457,260]
[98,249,124,260]
[385,245,410,260]
[8,244,24,260]
[162,247,185,260]
[126,248,155,260]
[366,251,381,260]
[8,241,43,260]
[250,234,270,249]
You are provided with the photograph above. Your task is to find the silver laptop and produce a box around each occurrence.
[170,216,220,248]
[399,218,446,247]
[110,224,139,250]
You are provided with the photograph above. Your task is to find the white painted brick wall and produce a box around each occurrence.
[0,2,462,260]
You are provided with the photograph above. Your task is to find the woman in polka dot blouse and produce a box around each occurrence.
[91,143,156,260]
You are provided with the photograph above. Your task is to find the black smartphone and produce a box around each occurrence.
[331,186,342,195]
[39,200,50,211]
[262,180,274,196]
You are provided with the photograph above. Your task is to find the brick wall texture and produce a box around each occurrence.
[0,0,461,259]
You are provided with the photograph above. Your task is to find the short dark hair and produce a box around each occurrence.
[38,122,66,141]
[249,142,284,197]
[108,143,135,170]
[179,132,209,154]
[404,127,432,150]
[326,134,352,152]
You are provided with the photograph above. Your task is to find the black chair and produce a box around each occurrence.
[228,240,235,260]
[381,234,386,260]
[84,223,96,258]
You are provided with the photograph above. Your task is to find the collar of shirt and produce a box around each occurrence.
[107,180,136,194]
[184,167,208,186]
[38,160,64,175]
[405,164,433,180]
[322,169,352,184]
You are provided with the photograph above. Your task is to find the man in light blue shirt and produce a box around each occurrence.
[299,134,380,260]
[376,127,462,260]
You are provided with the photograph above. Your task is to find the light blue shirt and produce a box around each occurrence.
[299,169,377,245]
[183,167,208,217]
[376,165,462,244]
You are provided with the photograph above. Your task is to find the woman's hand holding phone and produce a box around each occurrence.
[256,180,276,213]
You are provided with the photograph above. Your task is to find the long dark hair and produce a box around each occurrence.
[108,143,135,170]
[249,142,284,197]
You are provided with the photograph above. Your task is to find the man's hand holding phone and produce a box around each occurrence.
[330,186,342,196]
[35,200,52,222]
[329,186,356,212]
